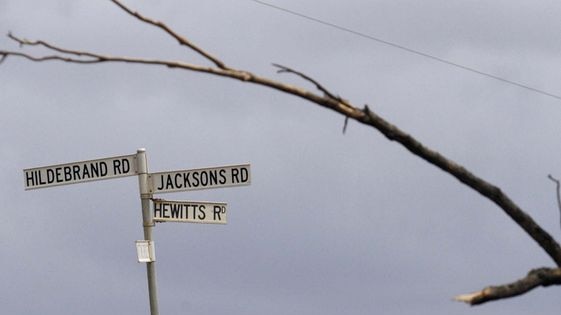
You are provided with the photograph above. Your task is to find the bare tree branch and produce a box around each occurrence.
[2,33,243,76]
[110,0,228,70]
[455,267,561,305]
[356,103,561,267]
[548,174,561,233]
[7,33,104,61]
[3,0,561,304]
[0,50,100,64]
[273,63,345,103]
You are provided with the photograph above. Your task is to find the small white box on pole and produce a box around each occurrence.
[136,240,156,263]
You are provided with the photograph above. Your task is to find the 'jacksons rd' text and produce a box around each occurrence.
[150,164,251,194]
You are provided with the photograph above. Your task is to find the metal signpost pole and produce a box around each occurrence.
[24,149,250,314]
[136,148,159,315]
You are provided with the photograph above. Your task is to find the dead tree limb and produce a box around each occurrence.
[2,0,561,305]
[455,267,561,305]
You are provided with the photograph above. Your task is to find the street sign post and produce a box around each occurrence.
[153,199,227,224]
[23,149,250,315]
[135,149,159,315]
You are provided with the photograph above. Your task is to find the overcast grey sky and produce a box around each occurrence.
[2,1,561,314]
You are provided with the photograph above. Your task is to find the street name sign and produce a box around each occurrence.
[24,148,251,315]
[24,154,137,190]
[149,163,250,194]
[153,199,227,224]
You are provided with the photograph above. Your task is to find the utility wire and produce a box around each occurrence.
[249,0,561,101]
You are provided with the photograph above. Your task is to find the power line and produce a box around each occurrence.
[249,0,561,101]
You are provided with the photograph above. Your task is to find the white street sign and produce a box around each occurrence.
[23,148,251,315]
[153,199,227,224]
[24,154,137,190]
[149,164,250,194]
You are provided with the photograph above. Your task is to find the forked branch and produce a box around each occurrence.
[273,63,345,103]
[2,0,561,305]
[110,0,228,69]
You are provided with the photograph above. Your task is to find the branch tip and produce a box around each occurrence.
[342,116,349,134]
[455,267,561,306]
[454,291,482,305]
[271,63,344,102]
[272,63,288,74]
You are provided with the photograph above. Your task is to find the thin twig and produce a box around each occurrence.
[110,0,228,70]
[0,48,235,76]
[4,33,243,76]
[342,116,349,134]
[0,51,98,63]
[272,63,343,102]
[548,174,561,232]
[8,33,101,61]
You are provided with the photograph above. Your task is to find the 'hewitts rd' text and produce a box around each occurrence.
[153,199,227,224]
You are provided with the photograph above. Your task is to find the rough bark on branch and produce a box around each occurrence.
[455,267,561,305]
[2,0,561,305]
